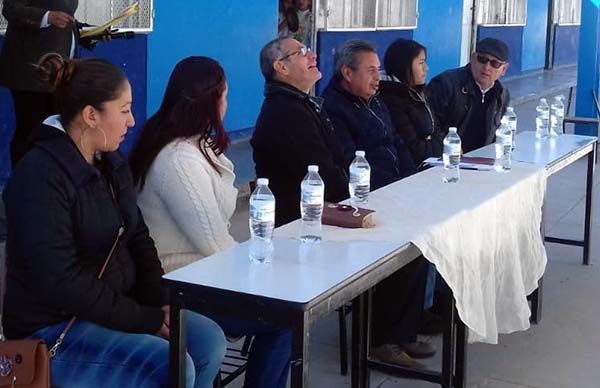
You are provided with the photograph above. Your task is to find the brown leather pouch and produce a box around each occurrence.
[322,202,376,228]
[0,339,50,387]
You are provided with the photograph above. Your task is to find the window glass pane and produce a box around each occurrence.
[506,0,526,24]
[556,0,582,24]
[377,0,417,27]
[479,0,506,24]
[0,0,153,33]
[76,0,153,30]
[323,0,376,28]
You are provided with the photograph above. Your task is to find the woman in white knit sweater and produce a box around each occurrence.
[130,57,291,388]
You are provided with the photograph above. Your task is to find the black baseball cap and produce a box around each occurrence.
[476,38,509,63]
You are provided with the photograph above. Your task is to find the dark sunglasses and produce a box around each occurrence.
[476,54,506,69]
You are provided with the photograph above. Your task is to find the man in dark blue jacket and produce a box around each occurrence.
[322,40,416,190]
[323,39,431,368]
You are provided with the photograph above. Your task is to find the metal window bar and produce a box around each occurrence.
[554,0,581,25]
[0,0,153,35]
[478,0,526,26]
[317,0,416,30]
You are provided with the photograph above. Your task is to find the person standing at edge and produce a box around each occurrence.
[0,0,79,166]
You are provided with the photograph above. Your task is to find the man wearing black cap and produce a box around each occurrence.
[427,38,511,153]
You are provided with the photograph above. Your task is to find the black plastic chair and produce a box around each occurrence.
[563,87,600,134]
[213,336,254,388]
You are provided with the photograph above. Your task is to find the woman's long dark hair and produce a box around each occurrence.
[383,39,427,87]
[130,56,229,189]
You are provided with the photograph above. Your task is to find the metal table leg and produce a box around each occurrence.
[169,291,187,388]
[583,143,596,265]
[290,314,310,388]
[454,318,467,388]
[441,295,456,388]
[352,292,370,388]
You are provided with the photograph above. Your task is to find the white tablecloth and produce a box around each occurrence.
[276,163,548,343]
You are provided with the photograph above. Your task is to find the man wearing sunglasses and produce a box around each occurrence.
[427,38,511,153]
[252,37,349,227]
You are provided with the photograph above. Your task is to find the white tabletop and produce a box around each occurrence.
[470,131,597,172]
[164,238,401,304]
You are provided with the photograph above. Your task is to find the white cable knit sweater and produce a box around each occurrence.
[137,136,238,273]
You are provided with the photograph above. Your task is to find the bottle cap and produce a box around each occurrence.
[449,126,458,132]
[507,106,514,111]
[256,178,269,186]
[308,165,319,172]
[540,98,547,102]
[355,150,365,157]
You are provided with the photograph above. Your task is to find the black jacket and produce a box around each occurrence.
[379,80,443,166]
[426,65,510,153]
[322,79,416,190]
[251,81,349,227]
[0,0,78,92]
[2,123,166,339]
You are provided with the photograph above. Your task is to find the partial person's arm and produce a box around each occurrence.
[2,0,72,29]
[6,166,164,335]
[279,105,349,203]
[425,75,452,135]
[127,207,170,308]
[158,145,237,258]
[385,95,444,164]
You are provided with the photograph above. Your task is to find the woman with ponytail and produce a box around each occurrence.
[2,54,226,387]
[130,56,292,388]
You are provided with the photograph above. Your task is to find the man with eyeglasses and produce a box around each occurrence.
[251,37,349,226]
[427,38,511,153]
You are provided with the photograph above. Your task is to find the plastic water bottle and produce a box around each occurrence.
[505,106,517,150]
[535,98,550,139]
[349,150,370,206]
[495,120,512,172]
[300,165,324,242]
[249,178,275,262]
[442,127,461,183]
[550,95,565,137]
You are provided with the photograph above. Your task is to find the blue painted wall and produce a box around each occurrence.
[553,25,580,67]
[147,1,276,132]
[574,0,600,136]
[0,36,147,189]
[315,30,413,94]
[413,0,463,79]
[522,0,548,72]
[477,26,523,77]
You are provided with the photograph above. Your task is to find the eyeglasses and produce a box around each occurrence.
[279,46,310,61]
[476,54,506,69]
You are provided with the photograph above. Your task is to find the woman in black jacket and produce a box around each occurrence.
[379,39,444,167]
[2,54,225,387]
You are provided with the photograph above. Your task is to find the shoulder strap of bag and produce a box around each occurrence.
[0,182,124,360]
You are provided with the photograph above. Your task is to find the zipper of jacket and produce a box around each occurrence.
[409,88,436,133]
[360,98,400,175]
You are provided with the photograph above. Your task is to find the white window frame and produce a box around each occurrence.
[0,0,154,35]
[477,0,527,27]
[317,0,419,32]
[553,0,581,26]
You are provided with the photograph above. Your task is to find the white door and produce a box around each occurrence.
[460,0,477,66]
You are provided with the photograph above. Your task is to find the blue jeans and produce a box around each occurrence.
[31,311,226,388]
[216,318,292,388]
[424,263,437,310]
